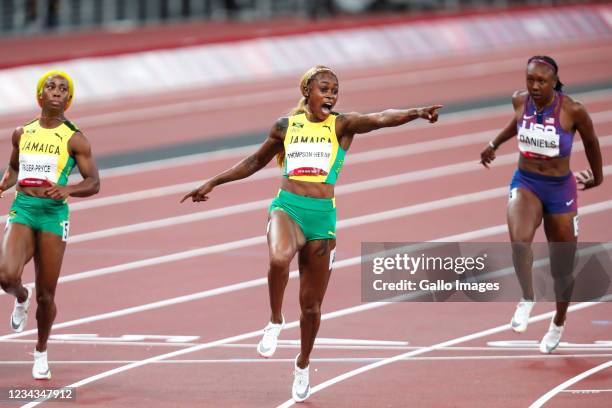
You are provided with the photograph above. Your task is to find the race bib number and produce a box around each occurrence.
[509,187,517,202]
[573,215,579,237]
[329,248,336,270]
[62,221,70,242]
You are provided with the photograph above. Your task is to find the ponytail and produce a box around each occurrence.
[290,97,308,116]
[275,96,309,167]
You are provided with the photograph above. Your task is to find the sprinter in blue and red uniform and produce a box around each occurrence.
[480,56,603,354]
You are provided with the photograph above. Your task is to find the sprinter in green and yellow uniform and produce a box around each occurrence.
[0,70,100,380]
[181,65,442,402]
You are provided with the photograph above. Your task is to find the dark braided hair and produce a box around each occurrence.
[527,55,564,92]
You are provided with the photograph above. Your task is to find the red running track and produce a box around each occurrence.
[0,39,611,407]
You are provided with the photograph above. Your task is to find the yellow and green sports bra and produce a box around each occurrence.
[18,119,77,187]
[282,112,346,185]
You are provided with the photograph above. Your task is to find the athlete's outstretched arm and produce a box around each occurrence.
[44,132,100,199]
[337,105,443,137]
[0,128,22,197]
[573,102,603,190]
[181,117,286,203]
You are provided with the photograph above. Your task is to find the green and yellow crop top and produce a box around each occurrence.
[18,119,77,187]
[282,112,346,184]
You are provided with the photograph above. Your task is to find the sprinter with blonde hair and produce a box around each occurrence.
[182,65,442,402]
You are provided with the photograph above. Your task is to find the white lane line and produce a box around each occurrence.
[17,101,612,215]
[94,89,612,179]
[2,127,491,217]
[560,389,612,394]
[65,165,612,284]
[0,336,406,346]
[3,337,610,352]
[3,44,610,137]
[0,193,612,340]
[529,360,612,408]
[19,300,611,408]
[487,340,612,349]
[0,184,515,295]
[4,354,612,365]
[275,338,408,346]
[1,189,611,342]
[62,107,612,212]
[51,135,612,243]
[0,185,532,295]
[52,127,506,212]
[1,162,610,297]
[2,199,611,342]
[4,105,610,222]
[68,159,493,243]
[276,299,612,408]
[0,99,506,181]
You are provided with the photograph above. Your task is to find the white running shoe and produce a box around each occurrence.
[540,319,564,354]
[32,350,51,380]
[510,298,535,333]
[257,316,284,358]
[292,355,310,403]
[10,286,32,333]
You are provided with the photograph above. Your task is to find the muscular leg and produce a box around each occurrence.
[296,238,335,369]
[543,211,577,327]
[0,223,35,302]
[266,210,305,324]
[507,188,543,300]
[33,231,66,352]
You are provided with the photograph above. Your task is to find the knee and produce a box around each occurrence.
[36,291,55,309]
[0,278,13,292]
[301,302,321,318]
[509,221,537,243]
[511,240,532,253]
[510,229,534,244]
[269,250,294,272]
[0,263,19,291]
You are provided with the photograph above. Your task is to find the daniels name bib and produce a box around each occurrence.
[517,121,560,158]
